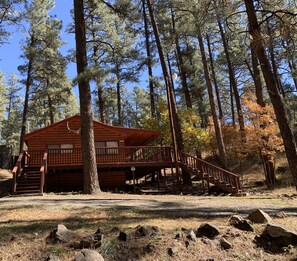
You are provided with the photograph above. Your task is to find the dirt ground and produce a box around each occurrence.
[1,170,297,260]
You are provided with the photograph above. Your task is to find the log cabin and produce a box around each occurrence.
[12,115,175,194]
[12,115,242,195]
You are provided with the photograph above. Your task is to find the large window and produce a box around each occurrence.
[95,141,119,155]
[47,144,73,154]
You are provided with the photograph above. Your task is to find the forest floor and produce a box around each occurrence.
[0,168,297,261]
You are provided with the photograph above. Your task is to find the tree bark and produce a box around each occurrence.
[217,17,245,135]
[73,0,100,194]
[250,45,265,106]
[19,35,34,153]
[206,34,224,124]
[146,0,184,189]
[197,28,228,169]
[142,0,156,117]
[171,8,192,109]
[244,0,297,189]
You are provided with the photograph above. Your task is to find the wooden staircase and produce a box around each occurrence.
[179,152,241,194]
[15,167,41,194]
[12,151,47,195]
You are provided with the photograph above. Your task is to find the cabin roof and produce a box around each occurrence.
[23,115,159,146]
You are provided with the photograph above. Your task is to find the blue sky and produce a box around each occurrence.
[0,1,75,81]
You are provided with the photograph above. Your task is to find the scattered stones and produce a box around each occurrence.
[118,231,128,241]
[186,229,197,242]
[46,224,77,244]
[228,215,244,225]
[74,249,104,261]
[247,209,272,224]
[145,243,156,253]
[274,211,288,218]
[255,223,297,253]
[10,235,17,241]
[135,225,160,238]
[167,246,178,257]
[174,232,183,239]
[110,227,120,234]
[45,255,60,261]
[231,219,254,232]
[197,223,220,239]
[220,237,232,250]
[80,230,103,249]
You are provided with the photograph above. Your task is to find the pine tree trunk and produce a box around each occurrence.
[146,0,185,188]
[267,23,285,97]
[116,67,122,126]
[171,8,192,109]
[244,0,297,189]
[97,84,105,123]
[217,17,245,135]
[206,34,224,124]
[197,28,228,169]
[19,36,34,153]
[250,46,265,106]
[73,0,100,194]
[142,0,156,117]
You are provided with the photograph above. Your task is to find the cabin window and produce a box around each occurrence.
[60,144,74,154]
[95,141,119,155]
[47,144,60,154]
[47,144,73,154]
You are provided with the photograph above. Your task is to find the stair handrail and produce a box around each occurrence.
[12,151,27,193]
[179,152,241,194]
[39,152,48,194]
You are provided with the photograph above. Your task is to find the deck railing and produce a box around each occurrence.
[39,152,48,194]
[26,146,173,166]
[179,152,241,193]
[12,151,28,193]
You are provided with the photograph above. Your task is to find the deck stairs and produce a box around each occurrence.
[179,152,241,194]
[14,166,42,195]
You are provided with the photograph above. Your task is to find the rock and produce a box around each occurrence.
[145,243,156,253]
[228,215,244,225]
[174,232,183,239]
[10,235,17,241]
[135,225,160,238]
[45,255,60,261]
[186,229,197,242]
[80,231,103,248]
[167,247,178,256]
[231,219,254,232]
[247,209,272,223]
[110,227,120,234]
[197,223,220,239]
[118,231,128,241]
[74,249,104,261]
[254,180,265,186]
[274,211,288,218]
[46,224,77,243]
[255,223,297,253]
[185,240,190,248]
[220,237,232,250]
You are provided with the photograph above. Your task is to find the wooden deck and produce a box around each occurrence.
[12,146,242,195]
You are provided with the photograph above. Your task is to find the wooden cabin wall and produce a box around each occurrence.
[26,117,123,150]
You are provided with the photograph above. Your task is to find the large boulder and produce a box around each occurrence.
[47,225,77,244]
[255,223,297,253]
[247,209,272,224]
[196,223,220,239]
[74,249,104,261]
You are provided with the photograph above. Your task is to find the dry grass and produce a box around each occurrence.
[1,163,297,261]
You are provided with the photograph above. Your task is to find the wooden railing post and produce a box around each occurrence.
[40,152,48,194]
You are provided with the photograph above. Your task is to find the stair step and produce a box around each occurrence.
[16,190,41,194]
[17,185,40,189]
